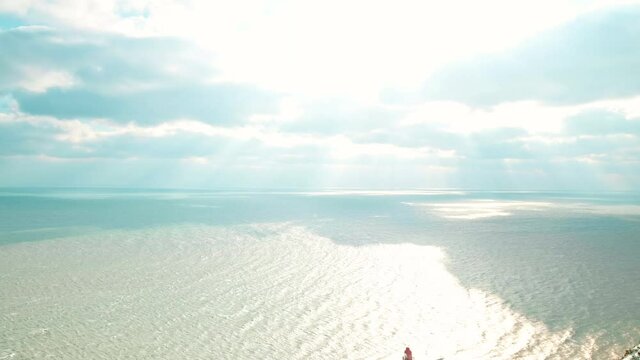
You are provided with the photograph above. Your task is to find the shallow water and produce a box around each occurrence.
[1,189,639,359]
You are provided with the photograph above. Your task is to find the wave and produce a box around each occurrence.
[0,223,609,359]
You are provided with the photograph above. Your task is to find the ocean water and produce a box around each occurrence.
[1,189,639,359]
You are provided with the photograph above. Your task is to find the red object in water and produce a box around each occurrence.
[404,347,413,360]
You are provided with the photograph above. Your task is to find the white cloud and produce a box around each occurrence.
[0,0,34,13]
[180,156,209,165]
[5,0,635,98]
[400,101,573,134]
[2,1,640,189]
[399,95,640,135]
[15,66,76,93]
[4,110,454,161]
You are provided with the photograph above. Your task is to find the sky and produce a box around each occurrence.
[1,0,640,190]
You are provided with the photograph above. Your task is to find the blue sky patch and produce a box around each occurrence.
[0,13,25,30]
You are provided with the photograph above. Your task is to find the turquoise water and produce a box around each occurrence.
[1,189,639,359]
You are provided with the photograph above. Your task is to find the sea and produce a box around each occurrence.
[1,188,639,359]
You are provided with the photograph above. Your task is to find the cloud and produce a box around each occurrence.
[1,109,638,189]
[0,13,25,29]
[344,107,640,190]
[421,5,640,106]
[0,27,206,91]
[273,98,406,136]
[15,84,278,124]
[0,0,150,35]
[0,111,460,188]
[0,27,278,124]
[0,113,262,159]
[354,123,533,160]
[353,124,463,150]
[1,3,640,190]
[0,111,446,165]
[564,110,640,136]
[0,117,61,155]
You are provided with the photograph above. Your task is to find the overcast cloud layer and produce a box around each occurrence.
[1,0,639,190]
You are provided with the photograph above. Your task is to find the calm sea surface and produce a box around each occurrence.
[1,189,639,359]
